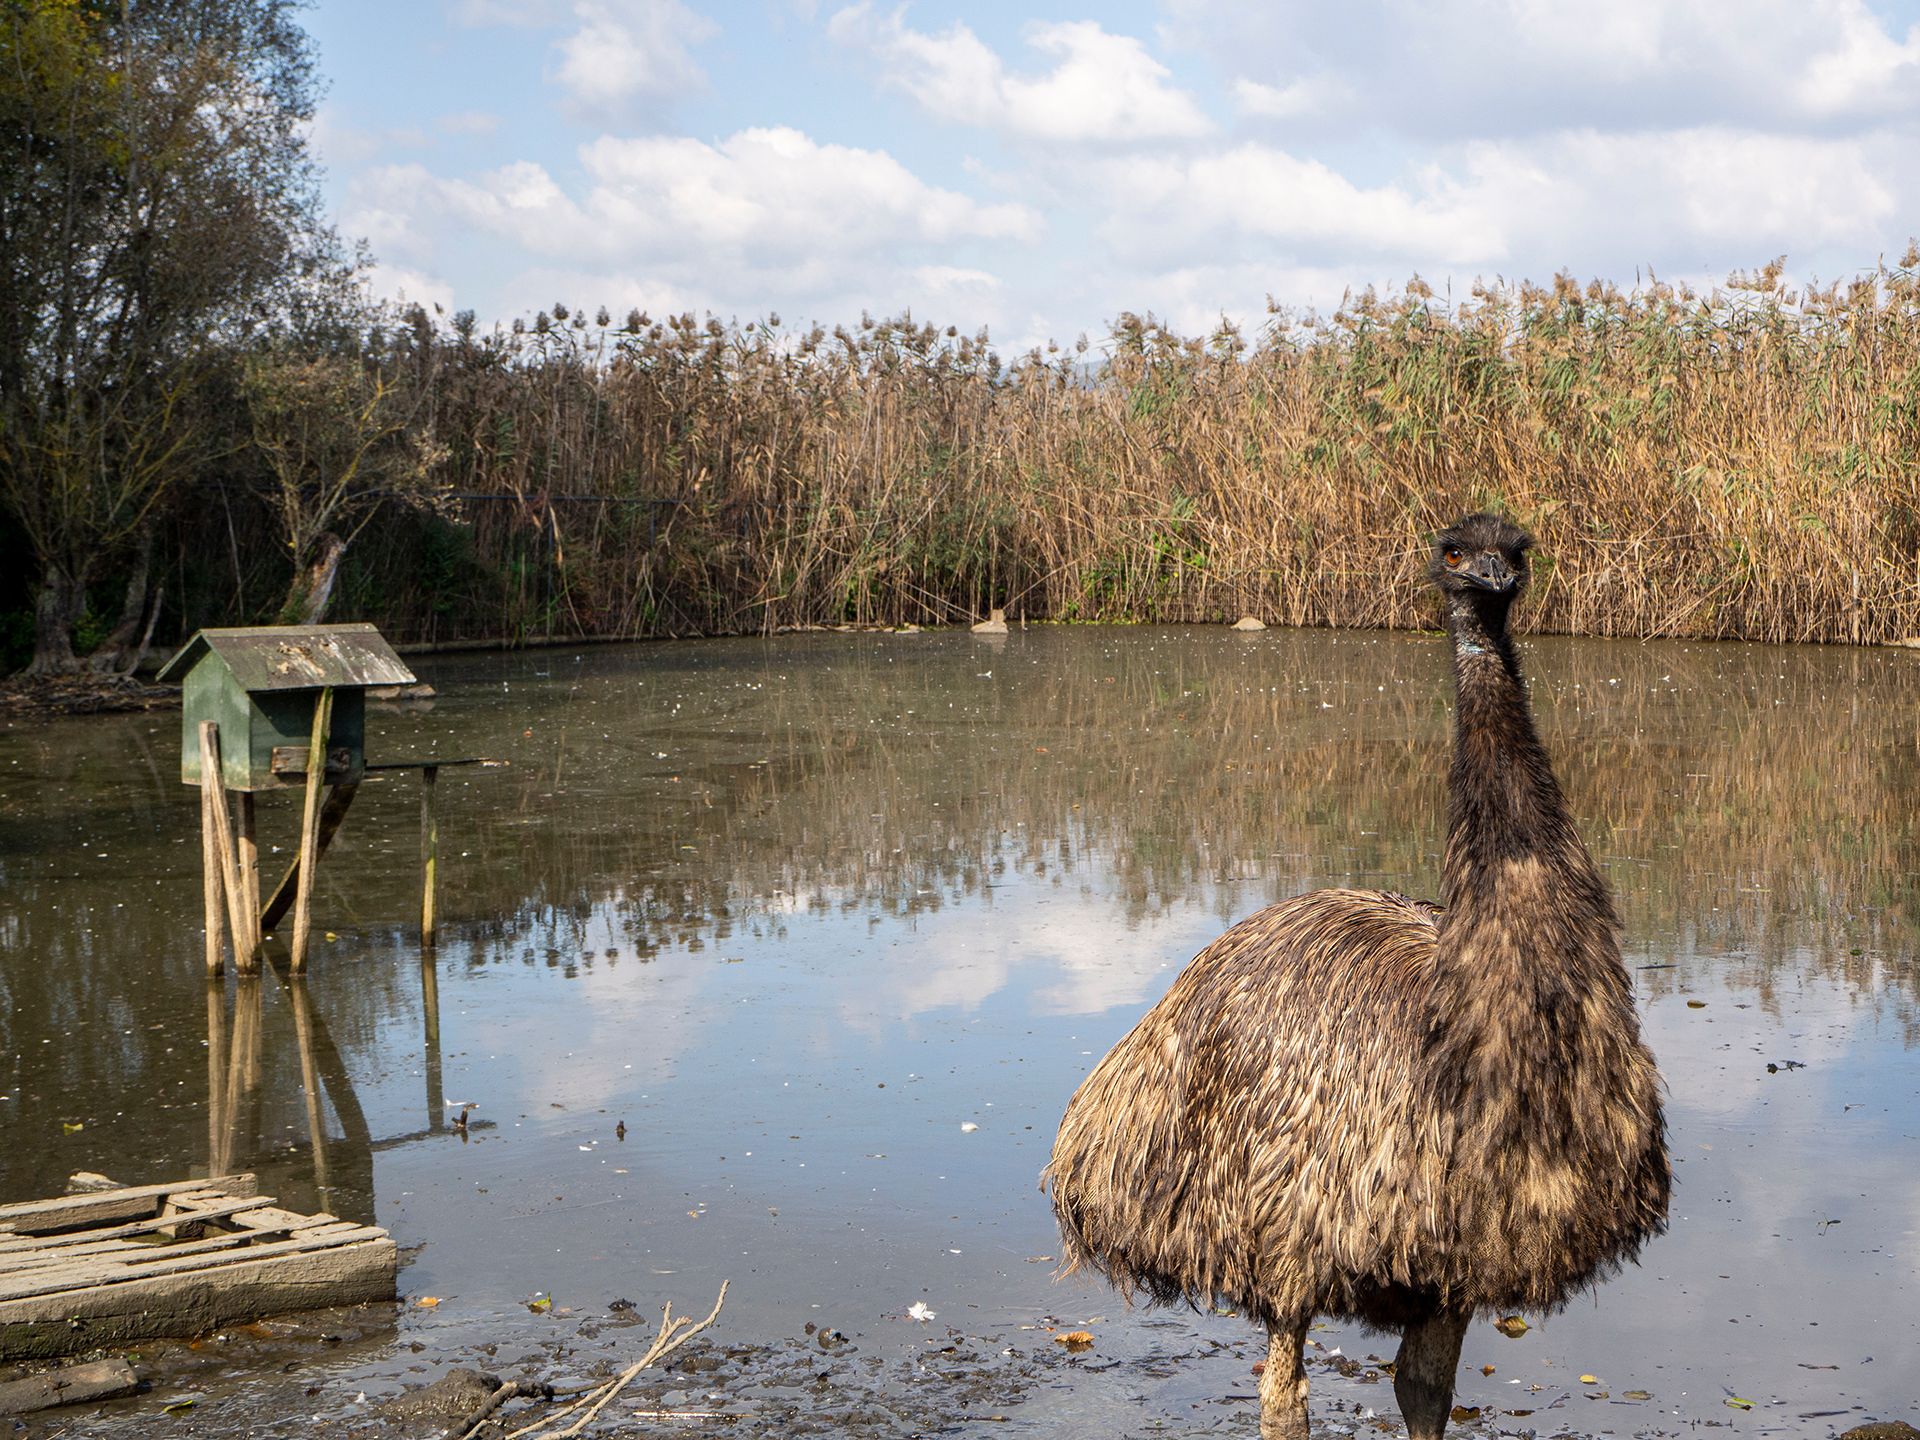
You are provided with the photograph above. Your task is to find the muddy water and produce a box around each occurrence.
[1,626,1917,1437]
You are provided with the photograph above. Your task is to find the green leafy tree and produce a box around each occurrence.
[0,0,333,674]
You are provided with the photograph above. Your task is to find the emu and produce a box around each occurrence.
[1043,514,1670,1440]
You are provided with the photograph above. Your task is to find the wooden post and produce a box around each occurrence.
[419,763,439,946]
[234,791,261,960]
[199,759,226,976]
[289,688,333,973]
[199,723,253,972]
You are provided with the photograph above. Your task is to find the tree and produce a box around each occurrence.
[242,333,448,625]
[0,0,334,674]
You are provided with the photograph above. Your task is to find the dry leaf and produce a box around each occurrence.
[415,1296,442,1308]
[1053,1330,1094,1351]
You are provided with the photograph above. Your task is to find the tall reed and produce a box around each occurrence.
[337,257,1920,647]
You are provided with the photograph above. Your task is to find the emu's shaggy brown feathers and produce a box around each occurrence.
[1048,887,1455,1328]
[1043,513,1670,1347]
[1044,881,1666,1329]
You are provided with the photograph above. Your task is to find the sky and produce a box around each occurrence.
[305,0,1920,350]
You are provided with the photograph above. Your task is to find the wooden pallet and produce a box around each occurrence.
[0,1176,396,1361]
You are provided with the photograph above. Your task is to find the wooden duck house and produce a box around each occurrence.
[159,624,422,975]
[158,624,416,791]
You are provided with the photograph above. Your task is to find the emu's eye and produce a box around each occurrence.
[1443,547,1463,567]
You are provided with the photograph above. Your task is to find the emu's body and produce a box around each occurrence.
[1043,515,1670,1439]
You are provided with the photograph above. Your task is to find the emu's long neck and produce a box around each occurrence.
[1439,596,1603,914]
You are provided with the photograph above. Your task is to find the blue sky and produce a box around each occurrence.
[306,0,1920,348]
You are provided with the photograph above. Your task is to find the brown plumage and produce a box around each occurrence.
[1043,513,1670,1440]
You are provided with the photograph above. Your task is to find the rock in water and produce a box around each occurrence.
[971,609,1009,634]
[375,1368,501,1428]
[1231,615,1267,631]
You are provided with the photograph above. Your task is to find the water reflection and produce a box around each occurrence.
[1,627,1917,1432]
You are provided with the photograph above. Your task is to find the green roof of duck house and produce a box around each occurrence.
[159,624,416,791]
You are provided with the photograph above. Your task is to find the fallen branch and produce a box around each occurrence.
[495,1281,731,1440]
[444,1380,552,1440]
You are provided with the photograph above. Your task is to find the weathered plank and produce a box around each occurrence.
[0,1196,274,1254]
[0,1234,396,1361]
[0,1210,344,1268]
[0,1176,394,1363]
[0,1357,139,1415]
[0,1222,388,1303]
[227,1204,334,1233]
[0,1176,255,1234]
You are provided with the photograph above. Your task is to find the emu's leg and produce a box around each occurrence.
[1392,1310,1469,1440]
[1259,1317,1310,1440]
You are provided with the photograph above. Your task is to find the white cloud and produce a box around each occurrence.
[1091,142,1501,268]
[550,0,716,123]
[1456,128,1898,270]
[1792,6,1920,119]
[363,262,456,317]
[1232,74,1352,122]
[345,125,1037,324]
[326,2,1920,347]
[829,7,1212,142]
[1177,0,1920,137]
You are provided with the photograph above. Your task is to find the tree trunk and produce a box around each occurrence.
[88,531,155,673]
[22,568,86,677]
[280,531,347,626]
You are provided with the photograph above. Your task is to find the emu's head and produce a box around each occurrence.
[1431,512,1533,606]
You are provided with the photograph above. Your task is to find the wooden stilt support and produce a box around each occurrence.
[419,764,440,946]
[198,724,253,972]
[289,689,333,973]
[260,782,358,934]
[234,792,261,960]
[199,762,226,976]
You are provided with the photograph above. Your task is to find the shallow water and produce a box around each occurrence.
[2,626,1917,1437]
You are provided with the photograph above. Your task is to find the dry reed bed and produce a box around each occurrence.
[364,261,1920,646]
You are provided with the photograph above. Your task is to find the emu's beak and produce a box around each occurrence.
[1462,555,1519,593]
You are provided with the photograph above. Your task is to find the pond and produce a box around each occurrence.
[2,626,1917,1436]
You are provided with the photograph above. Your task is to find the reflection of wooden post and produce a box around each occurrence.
[234,792,261,959]
[290,688,334,972]
[200,762,226,976]
[288,978,332,1201]
[223,977,262,1172]
[419,764,439,945]
[206,980,229,1177]
[422,949,444,1131]
[199,723,253,972]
